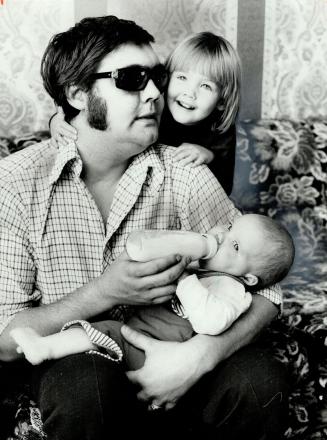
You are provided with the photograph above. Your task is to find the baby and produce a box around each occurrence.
[11,214,295,370]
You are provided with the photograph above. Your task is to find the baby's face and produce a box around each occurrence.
[200,215,266,277]
[167,70,220,125]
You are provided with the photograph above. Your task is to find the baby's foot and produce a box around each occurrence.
[10,327,50,365]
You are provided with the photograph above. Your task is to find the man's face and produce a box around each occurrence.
[87,43,165,155]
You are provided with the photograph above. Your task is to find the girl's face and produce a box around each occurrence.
[167,70,221,125]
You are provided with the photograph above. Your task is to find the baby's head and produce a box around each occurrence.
[201,214,295,289]
[165,32,241,132]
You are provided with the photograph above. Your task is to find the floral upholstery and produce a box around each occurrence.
[0,121,326,439]
[231,119,327,440]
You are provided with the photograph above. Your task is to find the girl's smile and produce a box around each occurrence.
[167,70,221,126]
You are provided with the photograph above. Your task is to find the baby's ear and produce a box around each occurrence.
[242,273,258,286]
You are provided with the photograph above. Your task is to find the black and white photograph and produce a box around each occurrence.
[0,1,326,439]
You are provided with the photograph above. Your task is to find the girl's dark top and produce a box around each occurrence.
[159,108,236,196]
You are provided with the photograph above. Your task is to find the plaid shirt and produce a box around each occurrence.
[0,140,281,334]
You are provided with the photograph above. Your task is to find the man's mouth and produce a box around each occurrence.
[136,113,157,120]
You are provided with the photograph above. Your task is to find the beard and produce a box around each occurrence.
[86,90,108,130]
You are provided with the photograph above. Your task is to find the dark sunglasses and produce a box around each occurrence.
[90,64,169,93]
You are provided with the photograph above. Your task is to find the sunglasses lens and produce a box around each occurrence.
[116,65,168,92]
[152,65,169,93]
[116,66,148,91]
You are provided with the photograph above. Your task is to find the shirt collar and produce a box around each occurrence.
[122,144,165,193]
[49,141,165,192]
[49,141,83,185]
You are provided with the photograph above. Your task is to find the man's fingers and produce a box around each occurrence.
[150,293,174,304]
[140,256,190,289]
[130,254,183,277]
[121,325,153,351]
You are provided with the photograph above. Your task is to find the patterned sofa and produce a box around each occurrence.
[0,120,326,440]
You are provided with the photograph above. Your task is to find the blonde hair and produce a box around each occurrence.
[165,32,241,133]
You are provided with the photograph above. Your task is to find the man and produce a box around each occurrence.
[0,16,288,440]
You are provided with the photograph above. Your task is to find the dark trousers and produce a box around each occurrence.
[30,343,289,440]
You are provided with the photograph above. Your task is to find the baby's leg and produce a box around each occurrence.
[10,327,94,365]
[124,305,193,371]
[91,320,145,370]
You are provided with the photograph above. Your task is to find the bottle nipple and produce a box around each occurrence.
[201,234,218,259]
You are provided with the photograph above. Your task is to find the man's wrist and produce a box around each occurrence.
[188,334,222,375]
[93,275,120,309]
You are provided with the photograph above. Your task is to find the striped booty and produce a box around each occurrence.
[61,320,123,362]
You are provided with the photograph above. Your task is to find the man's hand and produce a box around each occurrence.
[120,296,278,411]
[173,143,214,167]
[97,251,191,308]
[121,325,206,411]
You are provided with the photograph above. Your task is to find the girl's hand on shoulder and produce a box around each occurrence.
[50,106,77,147]
[173,143,214,167]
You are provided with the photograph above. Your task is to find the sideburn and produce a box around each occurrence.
[87,91,108,131]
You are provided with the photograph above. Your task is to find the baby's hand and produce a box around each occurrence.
[173,143,214,167]
[50,106,77,147]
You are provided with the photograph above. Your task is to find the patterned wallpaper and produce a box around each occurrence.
[262,0,327,119]
[0,0,326,137]
[105,0,238,62]
[0,0,74,137]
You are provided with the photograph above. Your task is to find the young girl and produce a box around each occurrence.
[49,32,241,195]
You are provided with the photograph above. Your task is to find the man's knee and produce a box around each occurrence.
[188,345,289,440]
[33,353,137,440]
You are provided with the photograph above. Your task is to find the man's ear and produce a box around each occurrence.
[66,85,87,111]
[241,273,258,286]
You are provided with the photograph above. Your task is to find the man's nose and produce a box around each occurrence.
[141,79,161,102]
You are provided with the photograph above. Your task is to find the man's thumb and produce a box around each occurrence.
[121,325,152,351]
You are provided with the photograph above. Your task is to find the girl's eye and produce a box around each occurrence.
[227,223,232,231]
[232,240,239,251]
[201,83,212,91]
[176,74,186,81]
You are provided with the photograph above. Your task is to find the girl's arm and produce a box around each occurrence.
[172,124,236,196]
[206,124,236,196]
[49,106,77,146]
[173,143,214,166]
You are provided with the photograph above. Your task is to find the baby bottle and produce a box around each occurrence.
[126,230,218,262]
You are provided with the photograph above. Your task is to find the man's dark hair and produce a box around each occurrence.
[41,15,154,121]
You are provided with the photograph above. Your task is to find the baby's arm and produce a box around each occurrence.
[10,326,94,365]
[176,274,252,335]
[173,143,214,167]
[49,106,77,146]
